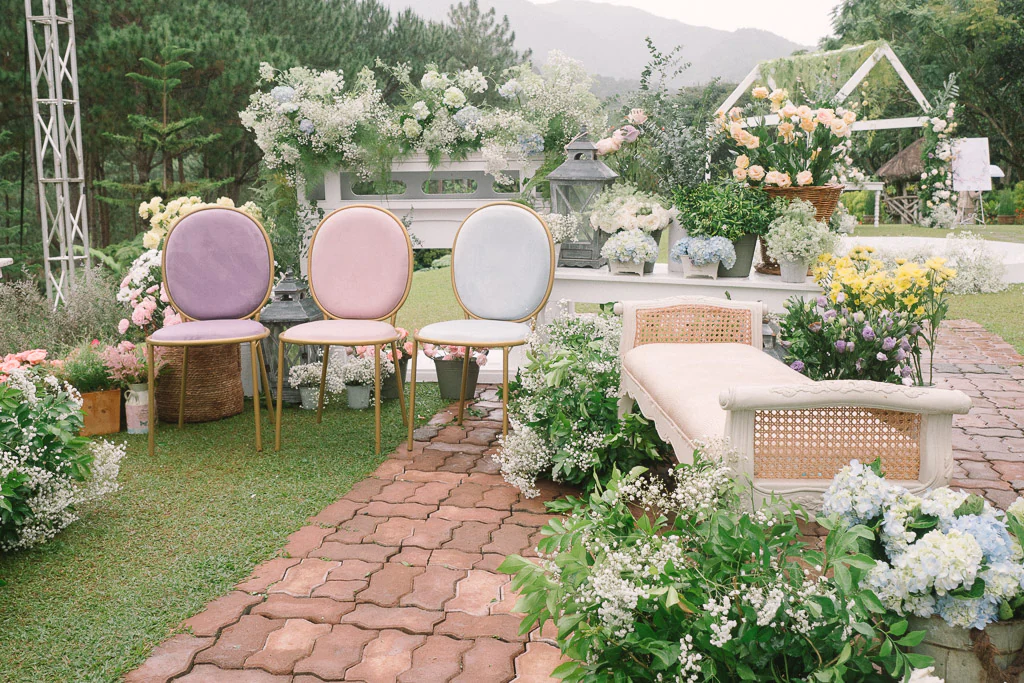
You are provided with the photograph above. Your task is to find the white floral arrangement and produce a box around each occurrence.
[764,198,839,264]
[823,459,1024,631]
[242,51,606,185]
[589,183,677,234]
[340,354,393,387]
[542,212,581,244]
[600,229,658,265]
[670,236,737,268]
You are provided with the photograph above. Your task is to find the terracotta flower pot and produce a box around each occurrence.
[79,389,121,436]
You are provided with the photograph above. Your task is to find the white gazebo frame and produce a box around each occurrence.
[717,42,932,132]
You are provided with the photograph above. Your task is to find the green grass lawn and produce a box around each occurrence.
[854,223,1024,243]
[0,390,446,682]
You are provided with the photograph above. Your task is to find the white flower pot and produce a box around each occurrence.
[298,386,319,410]
[346,383,371,410]
[681,257,719,279]
[779,258,809,284]
[609,260,646,276]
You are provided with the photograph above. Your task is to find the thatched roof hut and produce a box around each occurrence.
[877,138,925,181]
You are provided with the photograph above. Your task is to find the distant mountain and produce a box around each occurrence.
[390,0,808,85]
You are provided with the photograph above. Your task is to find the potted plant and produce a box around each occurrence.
[421,343,488,400]
[997,189,1017,225]
[541,212,581,263]
[669,236,736,279]
[600,229,658,276]
[823,460,1024,681]
[288,361,343,410]
[590,183,676,274]
[764,199,839,283]
[59,341,120,436]
[672,183,774,278]
[340,355,390,409]
[100,341,166,434]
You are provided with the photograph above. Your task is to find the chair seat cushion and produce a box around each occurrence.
[622,343,812,446]
[149,319,268,343]
[280,319,398,345]
[417,319,531,345]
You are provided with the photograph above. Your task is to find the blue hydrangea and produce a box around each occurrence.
[949,514,1015,563]
[518,133,544,154]
[670,236,736,268]
[271,85,296,103]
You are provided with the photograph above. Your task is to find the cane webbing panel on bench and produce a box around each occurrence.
[753,407,922,480]
[634,304,753,347]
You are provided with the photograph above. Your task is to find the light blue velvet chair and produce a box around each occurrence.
[407,202,554,448]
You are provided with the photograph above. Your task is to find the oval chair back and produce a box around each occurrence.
[162,207,274,321]
[451,202,554,322]
[307,205,413,321]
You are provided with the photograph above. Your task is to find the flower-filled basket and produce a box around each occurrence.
[600,229,658,277]
[669,236,736,280]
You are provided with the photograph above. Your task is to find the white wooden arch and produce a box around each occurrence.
[716,42,932,132]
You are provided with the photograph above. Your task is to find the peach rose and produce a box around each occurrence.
[626,108,647,125]
[796,170,814,186]
[732,167,748,182]
[735,154,750,169]
[752,86,770,100]
[747,165,766,182]
[25,349,47,365]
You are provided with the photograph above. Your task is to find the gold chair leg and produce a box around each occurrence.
[502,346,510,439]
[250,341,262,452]
[256,343,274,425]
[316,344,329,424]
[147,342,156,457]
[275,340,285,452]
[178,347,188,429]
[407,339,418,451]
[392,341,407,426]
[457,350,470,425]
[374,343,382,455]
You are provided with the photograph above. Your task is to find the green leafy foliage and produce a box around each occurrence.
[500,452,929,682]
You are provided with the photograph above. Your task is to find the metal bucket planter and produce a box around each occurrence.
[80,389,121,436]
[910,615,1024,681]
[718,233,758,278]
[380,358,409,400]
[346,384,372,410]
[434,358,480,401]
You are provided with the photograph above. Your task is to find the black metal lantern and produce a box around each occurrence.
[547,128,618,268]
[260,270,323,404]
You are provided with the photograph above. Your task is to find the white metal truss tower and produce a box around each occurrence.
[25,0,90,304]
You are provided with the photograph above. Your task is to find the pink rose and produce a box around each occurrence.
[25,349,47,365]
[594,137,621,156]
[118,319,130,335]
[626,108,647,125]
[796,170,814,186]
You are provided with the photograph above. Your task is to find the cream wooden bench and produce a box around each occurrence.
[616,296,973,509]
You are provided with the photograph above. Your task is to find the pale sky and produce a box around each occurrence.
[530,0,845,45]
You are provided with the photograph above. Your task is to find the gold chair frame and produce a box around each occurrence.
[406,202,554,449]
[274,205,414,455]
[146,207,277,457]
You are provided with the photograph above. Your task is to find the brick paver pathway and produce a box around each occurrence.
[126,320,1024,682]
[127,387,572,683]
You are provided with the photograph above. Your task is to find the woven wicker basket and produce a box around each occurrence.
[757,184,844,275]
[155,344,244,423]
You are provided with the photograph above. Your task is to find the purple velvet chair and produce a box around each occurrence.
[146,207,276,456]
[407,202,554,450]
[274,204,413,455]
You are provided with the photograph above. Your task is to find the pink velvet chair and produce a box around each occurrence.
[146,207,276,456]
[274,204,413,454]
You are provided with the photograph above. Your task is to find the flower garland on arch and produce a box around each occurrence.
[918,78,960,229]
